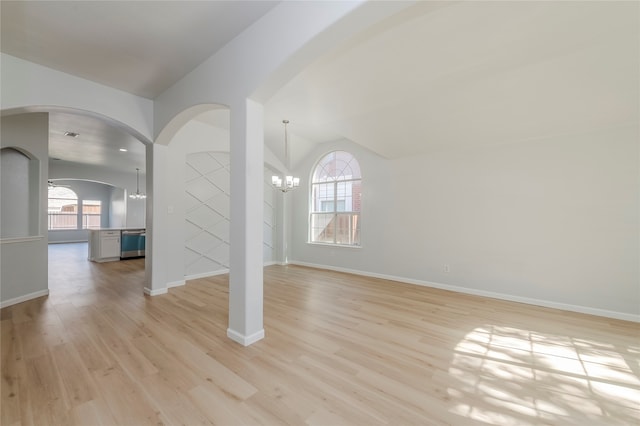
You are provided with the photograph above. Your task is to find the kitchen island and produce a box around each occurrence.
[88,228,145,262]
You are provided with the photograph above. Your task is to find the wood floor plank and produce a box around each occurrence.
[93,318,160,380]
[49,342,97,409]
[68,399,118,426]
[64,325,115,373]
[1,242,638,425]
[139,373,213,426]
[130,333,202,393]
[1,319,22,426]
[240,391,307,426]
[234,353,321,421]
[187,384,256,426]
[24,351,70,425]
[289,354,390,426]
[90,365,163,425]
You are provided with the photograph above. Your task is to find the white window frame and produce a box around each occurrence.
[48,186,79,230]
[309,151,362,247]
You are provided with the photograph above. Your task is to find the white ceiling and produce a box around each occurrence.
[263,1,638,161]
[1,0,278,170]
[1,0,279,99]
[1,1,637,171]
[48,112,147,173]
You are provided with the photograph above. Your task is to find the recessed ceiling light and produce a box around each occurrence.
[64,131,79,138]
[119,148,128,152]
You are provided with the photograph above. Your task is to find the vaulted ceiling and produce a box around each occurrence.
[263,1,638,161]
[1,1,637,171]
[1,1,279,99]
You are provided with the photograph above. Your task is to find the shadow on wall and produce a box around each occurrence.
[1,147,40,239]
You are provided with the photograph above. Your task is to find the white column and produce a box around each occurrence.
[227,98,265,346]
[144,143,169,296]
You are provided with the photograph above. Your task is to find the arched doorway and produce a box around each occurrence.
[0,107,151,308]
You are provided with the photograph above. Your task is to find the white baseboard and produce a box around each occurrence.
[184,269,230,281]
[290,261,640,323]
[227,328,265,346]
[144,287,168,296]
[143,281,183,296]
[1,289,50,309]
[184,262,279,282]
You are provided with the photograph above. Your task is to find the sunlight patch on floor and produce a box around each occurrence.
[447,325,640,425]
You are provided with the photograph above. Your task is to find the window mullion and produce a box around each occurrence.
[309,151,361,247]
[333,181,338,244]
[77,198,82,230]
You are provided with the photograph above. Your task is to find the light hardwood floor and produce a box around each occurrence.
[1,243,639,425]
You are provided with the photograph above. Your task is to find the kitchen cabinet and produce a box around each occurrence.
[88,230,121,262]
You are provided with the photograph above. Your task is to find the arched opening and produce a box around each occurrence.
[151,102,285,345]
[1,107,151,307]
[155,104,286,286]
[146,103,231,294]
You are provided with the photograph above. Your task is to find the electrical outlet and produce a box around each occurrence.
[443,264,450,273]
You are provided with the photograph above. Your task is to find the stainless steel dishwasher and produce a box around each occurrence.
[120,229,145,259]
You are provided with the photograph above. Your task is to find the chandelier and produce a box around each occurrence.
[129,168,147,199]
[271,119,300,192]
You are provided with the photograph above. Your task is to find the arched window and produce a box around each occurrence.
[48,186,79,230]
[310,151,362,246]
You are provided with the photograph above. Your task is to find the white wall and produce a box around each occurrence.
[163,119,228,286]
[291,125,639,320]
[110,187,127,229]
[1,53,153,142]
[1,148,34,238]
[163,118,280,286]
[1,113,49,306]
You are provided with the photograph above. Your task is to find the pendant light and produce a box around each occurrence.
[271,119,300,192]
[129,168,146,199]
